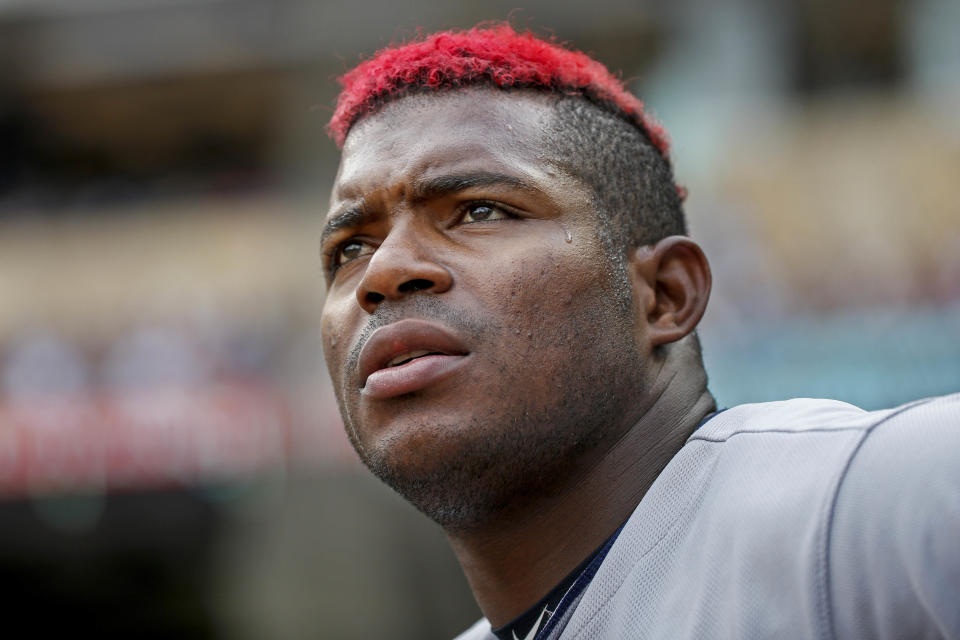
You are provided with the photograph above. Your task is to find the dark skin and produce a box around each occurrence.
[320,90,715,627]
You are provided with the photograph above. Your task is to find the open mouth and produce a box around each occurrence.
[364,351,469,399]
[385,350,446,368]
[357,319,472,399]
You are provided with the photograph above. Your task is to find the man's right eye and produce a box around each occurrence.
[333,239,375,271]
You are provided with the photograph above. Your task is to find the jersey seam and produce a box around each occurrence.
[689,425,873,443]
[819,395,941,640]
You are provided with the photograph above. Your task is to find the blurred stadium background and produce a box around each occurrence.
[0,0,957,637]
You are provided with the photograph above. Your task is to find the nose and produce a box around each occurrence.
[355,227,452,313]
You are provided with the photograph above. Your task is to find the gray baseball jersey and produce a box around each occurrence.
[456,394,960,640]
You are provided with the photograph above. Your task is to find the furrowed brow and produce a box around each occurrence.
[321,204,372,247]
[321,172,534,246]
[411,172,534,200]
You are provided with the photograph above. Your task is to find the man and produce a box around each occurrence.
[319,24,959,640]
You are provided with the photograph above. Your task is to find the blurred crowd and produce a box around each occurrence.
[0,286,355,496]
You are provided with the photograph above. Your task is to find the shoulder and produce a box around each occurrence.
[828,393,960,639]
[690,393,960,547]
[558,395,959,640]
[829,391,960,539]
[851,391,960,454]
[830,392,960,512]
[690,397,898,443]
[682,398,893,503]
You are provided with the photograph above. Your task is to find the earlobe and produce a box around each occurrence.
[628,236,711,348]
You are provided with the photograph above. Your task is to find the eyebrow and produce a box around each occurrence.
[321,171,535,246]
[410,171,534,200]
[321,203,371,247]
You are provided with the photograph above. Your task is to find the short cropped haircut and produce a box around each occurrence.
[328,23,687,256]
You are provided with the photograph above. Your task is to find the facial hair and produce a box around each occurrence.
[333,279,644,532]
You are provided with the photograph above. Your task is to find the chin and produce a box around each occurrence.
[346,407,605,530]
[356,424,498,527]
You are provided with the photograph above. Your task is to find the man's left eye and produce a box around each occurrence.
[462,203,510,224]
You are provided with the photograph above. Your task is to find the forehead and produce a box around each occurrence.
[332,89,561,201]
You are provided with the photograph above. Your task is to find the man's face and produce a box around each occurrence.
[320,90,651,528]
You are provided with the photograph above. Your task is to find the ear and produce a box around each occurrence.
[628,236,711,348]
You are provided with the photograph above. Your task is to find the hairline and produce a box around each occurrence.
[344,81,661,157]
[341,85,666,246]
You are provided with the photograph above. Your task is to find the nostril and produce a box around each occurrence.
[363,278,436,307]
[398,279,434,294]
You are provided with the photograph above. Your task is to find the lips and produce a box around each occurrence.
[357,319,471,399]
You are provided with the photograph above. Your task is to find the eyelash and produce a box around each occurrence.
[325,240,370,276]
[455,200,516,225]
[325,200,518,276]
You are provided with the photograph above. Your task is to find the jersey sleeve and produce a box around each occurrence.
[828,394,960,640]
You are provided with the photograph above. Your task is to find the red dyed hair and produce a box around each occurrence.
[328,23,671,163]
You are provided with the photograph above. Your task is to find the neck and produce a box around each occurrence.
[445,358,716,627]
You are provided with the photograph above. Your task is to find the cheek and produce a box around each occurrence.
[514,250,606,319]
[470,244,613,359]
[320,294,358,387]
[461,255,614,413]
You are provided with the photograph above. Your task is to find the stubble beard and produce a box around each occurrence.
[372,383,635,530]
[335,287,643,532]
